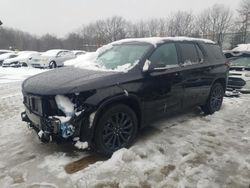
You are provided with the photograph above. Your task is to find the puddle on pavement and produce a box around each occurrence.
[64,155,107,174]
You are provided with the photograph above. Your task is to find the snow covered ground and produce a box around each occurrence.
[0,74,250,187]
[0,67,46,84]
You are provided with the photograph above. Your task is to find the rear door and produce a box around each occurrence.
[142,42,184,121]
[177,42,212,108]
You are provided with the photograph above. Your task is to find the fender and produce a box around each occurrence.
[93,92,142,127]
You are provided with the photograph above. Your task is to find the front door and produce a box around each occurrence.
[142,43,184,122]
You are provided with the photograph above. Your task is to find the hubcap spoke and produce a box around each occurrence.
[210,86,223,111]
[103,111,134,151]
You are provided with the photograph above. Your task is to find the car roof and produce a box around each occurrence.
[111,37,215,47]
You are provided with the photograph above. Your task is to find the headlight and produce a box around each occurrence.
[245,80,250,89]
[245,73,250,77]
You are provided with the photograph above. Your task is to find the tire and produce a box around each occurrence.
[49,61,57,69]
[93,104,138,156]
[22,63,28,67]
[201,82,224,114]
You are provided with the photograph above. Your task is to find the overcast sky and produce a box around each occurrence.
[0,0,240,38]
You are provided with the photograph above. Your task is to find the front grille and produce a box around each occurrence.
[230,67,244,71]
[229,73,242,76]
[228,77,246,89]
[24,95,43,115]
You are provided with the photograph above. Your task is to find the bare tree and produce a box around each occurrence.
[196,4,233,45]
[128,20,149,38]
[167,11,195,36]
[196,9,212,37]
[99,16,128,43]
[236,0,250,43]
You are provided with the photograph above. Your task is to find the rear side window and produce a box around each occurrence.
[206,44,225,60]
[179,43,199,65]
[196,45,204,61]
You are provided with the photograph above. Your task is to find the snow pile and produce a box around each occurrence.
[232,44,250,52]
[55,95,74,117]
[74,141,89,150]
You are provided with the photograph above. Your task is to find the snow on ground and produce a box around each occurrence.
[0,67,46,84]
[0,79,250,187]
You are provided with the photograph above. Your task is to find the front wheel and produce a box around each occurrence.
[201,82,224,114]
[93,104,138,156]
[49,61,57,69]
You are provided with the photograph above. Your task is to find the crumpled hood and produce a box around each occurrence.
[22,66,122,95]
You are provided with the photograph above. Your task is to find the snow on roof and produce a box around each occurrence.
[232,44,250,52]
[42,49,65,56]
[17,52,38,59]
[0,52,15,60]
[0,49,13,53]
[111,36,215,47]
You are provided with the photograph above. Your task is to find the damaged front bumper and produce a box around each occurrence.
[21,108,95,146]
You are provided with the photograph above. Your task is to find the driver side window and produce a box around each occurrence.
[57,51,66,57]
[149,43,178,68]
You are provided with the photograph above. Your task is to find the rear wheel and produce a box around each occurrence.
[93,104,138,156]
[201,82,224,114]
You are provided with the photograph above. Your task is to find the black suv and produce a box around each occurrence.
[21,37,228,156]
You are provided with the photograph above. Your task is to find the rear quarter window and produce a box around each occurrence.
[205,44,225,60]
[178,43,200,65]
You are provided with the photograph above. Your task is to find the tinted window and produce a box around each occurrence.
[196,45,204,61]
[206,44,225,60]
[149,43,178,68]
[179,43,199,64]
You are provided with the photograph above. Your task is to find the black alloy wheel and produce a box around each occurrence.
[202,82,224,114]
[93,104,138,156]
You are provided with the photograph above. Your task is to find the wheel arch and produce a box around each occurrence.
[92,94,142,133]
[212,77,227,92]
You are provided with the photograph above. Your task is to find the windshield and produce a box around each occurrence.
[230,57,250,67]
[96,44,151,70]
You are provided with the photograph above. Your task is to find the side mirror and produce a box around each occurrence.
[142,59,151,72]
[143,59,170,73]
